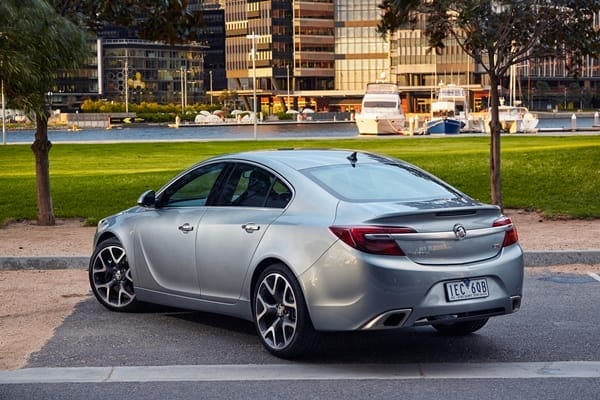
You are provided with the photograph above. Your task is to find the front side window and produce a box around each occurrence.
[160,162,227,207]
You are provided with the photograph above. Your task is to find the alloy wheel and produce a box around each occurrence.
[90,242,136,310]
[255,272,298,350]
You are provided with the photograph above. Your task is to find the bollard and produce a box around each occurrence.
[594,112,599,127]
[571,114,576,131]
[408,116,414,135]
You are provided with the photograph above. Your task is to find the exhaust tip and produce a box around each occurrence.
[511,296,522,312]
[363,309,411,330]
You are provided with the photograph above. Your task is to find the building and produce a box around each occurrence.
[53,1,225,111]
[391,13,485,114]
[224,0,336,113]
[190,0,227,100]
[334,1,390,91]
[51,2,599,114]
[48,39,101,112]
[100,39,206,106]
[391,10,600,113]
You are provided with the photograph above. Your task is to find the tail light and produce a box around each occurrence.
[329,226,415,256]
[493,217,519,247]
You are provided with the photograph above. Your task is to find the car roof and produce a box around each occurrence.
[220,149,399,171]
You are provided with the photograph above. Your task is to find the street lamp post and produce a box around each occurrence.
[287,64,290,111]
[124,54,129,114]
[209,70,213,105]
[180,66,185,115]
[246,32,259,140]
[2,79,6,145]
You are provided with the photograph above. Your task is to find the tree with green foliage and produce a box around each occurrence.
[377,0,600,208]
[1,0,89,225]
[50,0,206,44]
[1,0,204,225]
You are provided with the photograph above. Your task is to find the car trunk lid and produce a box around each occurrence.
[335,203,514,265]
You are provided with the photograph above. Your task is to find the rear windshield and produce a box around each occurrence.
[303,162,461,202]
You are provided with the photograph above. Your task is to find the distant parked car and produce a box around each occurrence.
[89,149,524,358]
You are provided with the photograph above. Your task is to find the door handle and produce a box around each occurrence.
[178,223,194,233]
[241,223,260,233]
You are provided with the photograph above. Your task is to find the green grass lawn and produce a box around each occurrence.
[1,135,598,225]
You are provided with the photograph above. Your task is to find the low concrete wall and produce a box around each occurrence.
[57,113,136,129]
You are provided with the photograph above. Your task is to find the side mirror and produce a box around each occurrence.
[137,190,156,208]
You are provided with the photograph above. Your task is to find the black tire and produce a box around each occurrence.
[432,318,489,336]
[89,238,138,312]
[252,263,319,358]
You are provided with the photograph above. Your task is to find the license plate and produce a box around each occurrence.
[445,278,489,302]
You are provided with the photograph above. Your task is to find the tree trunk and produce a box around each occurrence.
[488,77,503,210]
[30,113,55,226]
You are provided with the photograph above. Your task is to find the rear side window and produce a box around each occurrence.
[216,164,292,208]
[303,163,460,202]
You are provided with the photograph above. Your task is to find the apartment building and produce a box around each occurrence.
[101,39,206,106]
[48,40,100,112]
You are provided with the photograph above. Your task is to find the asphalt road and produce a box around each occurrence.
[1,268,599,400]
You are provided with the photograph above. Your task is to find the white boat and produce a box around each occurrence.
[355,82,405,135]
[484,98,539,133]
[485,63,539,133]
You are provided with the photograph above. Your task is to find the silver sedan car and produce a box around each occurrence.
[89,149,523,358]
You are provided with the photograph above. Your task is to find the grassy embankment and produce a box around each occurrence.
[0,135,598,225]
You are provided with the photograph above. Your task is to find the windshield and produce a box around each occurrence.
[363,101,397,108]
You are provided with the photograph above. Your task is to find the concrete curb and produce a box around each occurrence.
[0,251,599,271]
[523,251,600,267]
[0,256,89,270]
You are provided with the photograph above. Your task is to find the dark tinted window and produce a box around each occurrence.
[217,164,292,208]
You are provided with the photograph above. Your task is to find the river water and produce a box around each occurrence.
[3,117,596,144]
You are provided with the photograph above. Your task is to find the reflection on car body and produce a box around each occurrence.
[89,149,524,358]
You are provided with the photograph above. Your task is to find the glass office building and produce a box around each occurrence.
[225,0,334,112]
[334,1,390,91]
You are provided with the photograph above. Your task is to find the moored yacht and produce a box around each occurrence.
[355,82,406,135]
[484,98,539,133]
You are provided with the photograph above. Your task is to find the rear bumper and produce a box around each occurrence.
[360,294,522,331]
[300,243,524,331]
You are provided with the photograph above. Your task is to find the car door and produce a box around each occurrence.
[195,163,292,304]
[134,162,229,296]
